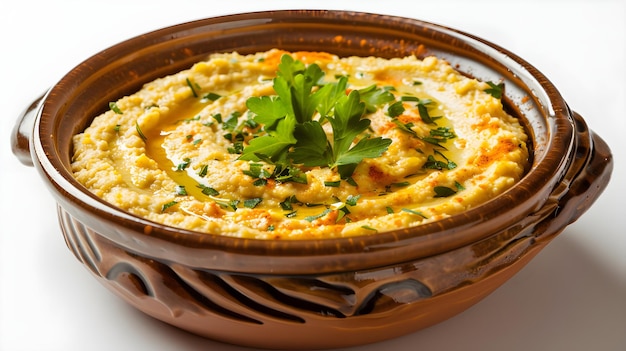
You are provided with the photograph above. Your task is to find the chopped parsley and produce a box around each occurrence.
[161,201,178,212]
[202,92,221,102]
[423,153,457,171]
[197,184,219,196]
[345,194,360,206]
[186,78,199,98]
[109,102,123,114]
[401,208,428,218]
[243,163,272,179]
[386,100,406,118]
[243,198,263,209]
[484,81,504,99]
[197,164,208,177]
[135,122,147,141]
[304,209,331,222]
[417,102,437,124]
[174,185,187,196]
[175,158,191,171]
[280,195,302,211]
[434,186,457,198]
[433,181,465,198]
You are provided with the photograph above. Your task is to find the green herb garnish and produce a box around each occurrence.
[400,96,420,102]
[345,194,361,206]
[386,100,406,118]
[484,81,504,99]
[243,198,263,209]
[423,153,457,171]
[240,54,392,180]
[175,158,191,171]
[434,186,457,198]
[208,196,239,210]
[184,115,201,123]
[197,164,208,177]
[243,163,272,179]
[401,208,428,218]
[197,184,219,196]
[175,185,187,196]
[161,201,178,212]
[186,78,199,98]
[280,195,302,211]
[109,102,123,114]
[429,127,456,140]
[304,209,331,222]
[202,92,221,102]
[359,84,395,112]
[135,122,147,141]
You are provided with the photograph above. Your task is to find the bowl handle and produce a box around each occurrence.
[540,110,613,240]
[11,91,47,167]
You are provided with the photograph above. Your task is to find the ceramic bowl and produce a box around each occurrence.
[11,10,613,350]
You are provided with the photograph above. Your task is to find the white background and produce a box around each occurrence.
[1,1,625,350]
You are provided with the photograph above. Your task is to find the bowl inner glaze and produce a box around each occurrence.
[33,10,573,274]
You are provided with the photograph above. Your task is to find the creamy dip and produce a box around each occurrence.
[71,49,529,239]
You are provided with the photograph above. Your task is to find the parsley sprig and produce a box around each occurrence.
[240,54,392,179]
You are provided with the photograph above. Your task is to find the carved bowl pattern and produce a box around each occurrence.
[58,203,546,349]
[13,10,612,350]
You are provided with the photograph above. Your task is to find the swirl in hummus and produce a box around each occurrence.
[71,49,529,239]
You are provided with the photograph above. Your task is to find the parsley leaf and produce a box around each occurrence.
[290,90,392,179]
[290,121,332,166]
[239,114,297,162]
[315,76,349,117]
[245,95,289,127]
[359,84,395,113]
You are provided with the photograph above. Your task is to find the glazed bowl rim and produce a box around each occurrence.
[32,9,573,265]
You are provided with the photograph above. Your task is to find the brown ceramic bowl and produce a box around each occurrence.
[11,10,613,350]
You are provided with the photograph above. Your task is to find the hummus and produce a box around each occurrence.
[71,49,529,239]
